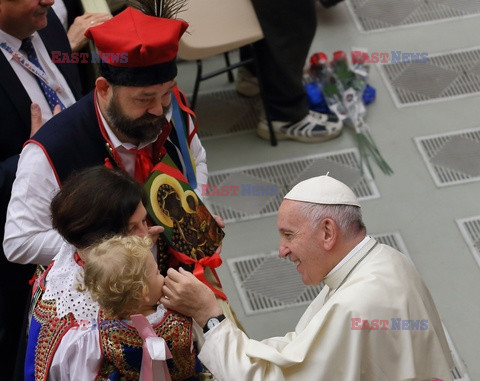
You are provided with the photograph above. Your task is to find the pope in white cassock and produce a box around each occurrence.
[161,175,455,381]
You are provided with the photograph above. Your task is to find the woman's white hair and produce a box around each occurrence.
[297,201,366,238]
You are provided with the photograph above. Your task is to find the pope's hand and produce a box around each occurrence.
[161,268,222,327]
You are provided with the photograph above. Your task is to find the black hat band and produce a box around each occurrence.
[99,60,178,86]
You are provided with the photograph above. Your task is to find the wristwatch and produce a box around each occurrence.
[203,314,226,333]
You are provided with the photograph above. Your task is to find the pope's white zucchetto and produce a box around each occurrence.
[284,175,360,207]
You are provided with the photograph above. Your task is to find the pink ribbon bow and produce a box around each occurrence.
[131,314,172,381]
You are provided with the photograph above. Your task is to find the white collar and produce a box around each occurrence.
[0,30,41,61]
[125,304,168,326]
[42,242,99,321]
[0,29,23,53]
[326,235,371,277]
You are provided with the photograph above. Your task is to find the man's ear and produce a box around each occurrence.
[95,77,112,101]
[320,217,337,250]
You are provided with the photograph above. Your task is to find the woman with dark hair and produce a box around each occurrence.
[24,166,204,381]
[50,165,150,249]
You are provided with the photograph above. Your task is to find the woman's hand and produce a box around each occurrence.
[68,13,111,52]
[212,214,225,228]
[148,225,164,244]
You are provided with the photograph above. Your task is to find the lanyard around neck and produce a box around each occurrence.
[0,40,55,88]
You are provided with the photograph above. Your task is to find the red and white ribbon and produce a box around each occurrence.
[131,314,172,381]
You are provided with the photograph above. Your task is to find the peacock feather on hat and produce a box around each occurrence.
[126,0,188,19]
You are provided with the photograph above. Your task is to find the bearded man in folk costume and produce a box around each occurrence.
[3,0,221,379]
[4,0,207,267]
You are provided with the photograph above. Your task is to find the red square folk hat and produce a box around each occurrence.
[85,7,188,86]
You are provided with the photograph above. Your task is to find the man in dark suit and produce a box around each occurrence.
[0,0,81,378]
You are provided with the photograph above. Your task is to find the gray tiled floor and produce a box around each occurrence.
[176,2,480,378]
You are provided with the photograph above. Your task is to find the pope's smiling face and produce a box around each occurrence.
[277,200,335,285]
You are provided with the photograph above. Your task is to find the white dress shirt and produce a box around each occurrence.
[0,29,76,124]
[52,0,69,31]
[3,97,208,265]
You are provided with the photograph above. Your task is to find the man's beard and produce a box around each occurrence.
[105,94,167,143]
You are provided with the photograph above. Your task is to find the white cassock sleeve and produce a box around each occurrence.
[49,327,102,381]
[198,251,454,381]
[197,288,332,381]
[3,143,64,265]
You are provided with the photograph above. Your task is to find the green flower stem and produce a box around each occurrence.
[355,130,393,176]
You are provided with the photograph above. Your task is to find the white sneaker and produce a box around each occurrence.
[235,67,260,97]
[257,111,343,143]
